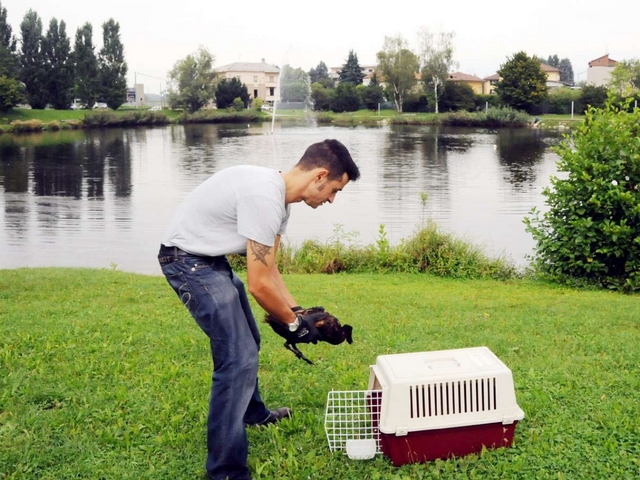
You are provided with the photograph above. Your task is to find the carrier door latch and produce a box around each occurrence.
[396,427,408,436]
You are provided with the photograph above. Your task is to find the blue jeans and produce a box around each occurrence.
[158,248,271,480]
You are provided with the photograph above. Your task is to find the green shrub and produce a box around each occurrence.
[402,220,518,279]
[252,97,263,111]
[524,100,640,292]
[82,111,170,128]
[46,120,61,131]
[438,107,530,128]
[229,221,518,280]
[9,119,44,132]
[232,97,245,112]
[541,87,583,115]
[483,106,531,127]
[440,110,478,127]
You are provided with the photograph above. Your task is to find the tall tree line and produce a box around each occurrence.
[0,2,127,111]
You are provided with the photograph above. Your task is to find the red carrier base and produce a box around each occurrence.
[380,421,519,466]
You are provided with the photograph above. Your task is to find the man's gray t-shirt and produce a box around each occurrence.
[162,165,290,256]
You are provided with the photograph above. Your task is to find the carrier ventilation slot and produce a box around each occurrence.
[409,378,497,418]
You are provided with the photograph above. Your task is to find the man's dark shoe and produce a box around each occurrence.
[256,407,292,426]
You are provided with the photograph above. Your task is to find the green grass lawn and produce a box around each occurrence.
[0,108,182,126]
[1,268,639,479]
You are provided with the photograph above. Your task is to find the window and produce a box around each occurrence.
[253,76,258,83]
[269,87,275,96]
[269,75,274,83]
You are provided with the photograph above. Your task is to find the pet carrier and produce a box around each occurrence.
[325,346,524,466]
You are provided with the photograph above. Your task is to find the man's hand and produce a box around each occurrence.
[265,308,355,364]
[291,313,323,344]
[267,312,323,344]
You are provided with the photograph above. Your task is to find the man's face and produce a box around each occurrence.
[305,172,350,209]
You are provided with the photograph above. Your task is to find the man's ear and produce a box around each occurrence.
[315,168,330,182]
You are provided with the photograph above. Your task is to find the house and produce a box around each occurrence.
[213,59,280,103]
[329,65,378,86]
[125,84,145,107]
[482,62,563,94]
[540,62,562,88]
[482,73,500,95]
[448,72,484,94]
[587,54,618,87]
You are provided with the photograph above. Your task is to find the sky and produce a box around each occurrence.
[3,0,639,94]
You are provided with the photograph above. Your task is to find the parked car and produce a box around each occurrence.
[93,102,108,109]
[149,106,162,111]
[260,104,272,111]
[69,104,85,110]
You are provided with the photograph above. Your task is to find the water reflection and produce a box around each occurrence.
[495,129,557,189]
[0,124,560,273]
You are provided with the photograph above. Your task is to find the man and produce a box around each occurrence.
[158,139,360,480]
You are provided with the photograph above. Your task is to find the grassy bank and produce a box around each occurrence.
[1,268,638,479]
[0,106,545,133]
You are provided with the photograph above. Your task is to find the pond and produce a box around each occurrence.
[0,122,562,275]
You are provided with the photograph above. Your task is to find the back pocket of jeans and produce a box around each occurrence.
[165,271,200,314]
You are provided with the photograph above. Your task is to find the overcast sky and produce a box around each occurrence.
[3,0,639,93]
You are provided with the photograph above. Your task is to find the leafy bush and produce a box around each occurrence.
[439,107,531,128]
[440,81,475,112]
[0,75,24,111]
[473,93,503,111]
[543,87,583,115]
[232,97,245,112]
[524,100,640,292]
[580,85,608,111]
[483,106,531,127]
[230,221,518,280]
[46,120,61,131]
[9,119,44,132]
[252,97,263,111]
[82,111,170,127]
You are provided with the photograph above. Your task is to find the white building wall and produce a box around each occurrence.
[587,67,614,87]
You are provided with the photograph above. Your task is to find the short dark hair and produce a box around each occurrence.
[296,139,360,182]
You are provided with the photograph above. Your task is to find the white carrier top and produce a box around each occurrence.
[368,346,525,435]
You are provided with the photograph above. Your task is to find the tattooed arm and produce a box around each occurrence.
[246,237,297,325]
[269,236,298,308]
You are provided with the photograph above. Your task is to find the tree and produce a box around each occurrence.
[0,1,19,78]
[439,81,475,112]
[0,3,22,110]
[98,19,127,110]
[74,23,99,108]
[419,29,457,113]
[524,100,640,292]
[215,77,249,109]
[546,54,560,67]
[362,71,384,110]
[331,82,359,112]
[580,84,607,111]
[339,50,364,85]
[558,58,574,85]
[309,61,332,87]
[43,18,74,109]
[495,51,548,113]
[279,64,309,102]
[167,46,216,112]
[310,82,332,111]
[376,35,419,113]
[19,9,48,109]
[0,74,24,110]
[0,1,14,50]
[608,59,640,97]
